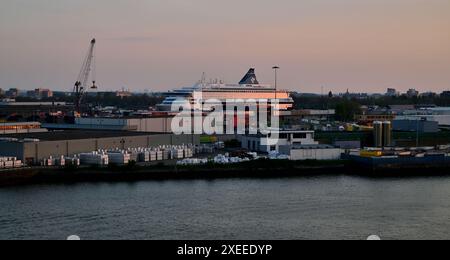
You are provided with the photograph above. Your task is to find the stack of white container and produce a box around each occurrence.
[177,158,209,166]
[156,150,163,161]
[184,148,193,158]
[213,154,251,164]
[124,145,196,162]
[42,156,55,166]
[0,157,23,169]
[79,152,109,166]
[35,143,199,167]
[171,147,184,159]
[129,151,139,162]
[138,151,150,162]
[41,156,76,167]
[55,156,66,167]
[107,151,131,165]
[15,159,23,168]
[149,151,157,161]
[65,156,81,166]
[162,149,171,160]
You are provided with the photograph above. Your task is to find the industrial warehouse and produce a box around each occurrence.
[0,130,200,165]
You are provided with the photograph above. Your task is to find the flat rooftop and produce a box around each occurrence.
[1,130,166,141]
[0,122,41,126]
[0,102,68,106]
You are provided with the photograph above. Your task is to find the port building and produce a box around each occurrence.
[240,129,344,161]
[240,130,318,153]
[278,144,342,161]
[0,122,47,135]
[43,117,174,133]
[392,119,439,133]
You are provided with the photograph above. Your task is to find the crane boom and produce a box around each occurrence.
[73,38,97,115]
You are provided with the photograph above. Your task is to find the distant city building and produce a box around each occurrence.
[35,88,53,99]
[441,91,450,98]
[387,105,416,114]
[4,88,54,99]
[5,88,19,98]
[26,90,35,98]
[116,88,132,99]
[386,88,399,97]
[420,92,437,98]
[370,93,384,99]
[341,90,369,100]
[406,88,419,98]
[0,101,71,122]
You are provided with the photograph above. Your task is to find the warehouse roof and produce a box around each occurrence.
[1,130,166,141]
[0,122,41,126]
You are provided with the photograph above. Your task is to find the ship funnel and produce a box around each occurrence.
[239,68,259,85]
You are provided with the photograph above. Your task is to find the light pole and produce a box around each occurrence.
[416,118,420,147]
[272,66,280,100]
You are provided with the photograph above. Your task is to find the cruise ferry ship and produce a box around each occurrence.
[157,69,293,112]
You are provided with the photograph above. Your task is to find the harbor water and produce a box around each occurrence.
[1,176,450,240]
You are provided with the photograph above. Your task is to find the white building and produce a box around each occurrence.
[240,130,318,153]
[279,145,342,161]
[241,129,344,161]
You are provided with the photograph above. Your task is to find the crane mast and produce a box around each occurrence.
[73,38,97,116]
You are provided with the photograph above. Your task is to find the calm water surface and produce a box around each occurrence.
[1,176,450,240]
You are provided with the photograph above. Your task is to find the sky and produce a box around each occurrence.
[0,0,449,94]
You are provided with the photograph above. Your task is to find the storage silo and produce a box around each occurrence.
[383,121,393,147]
[373,121,383,148]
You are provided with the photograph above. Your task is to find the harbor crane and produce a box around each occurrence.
[73,38,97,116]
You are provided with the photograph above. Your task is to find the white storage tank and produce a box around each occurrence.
[383,121,393,147]
[373,121,383,148]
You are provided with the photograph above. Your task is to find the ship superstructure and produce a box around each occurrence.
[157,68,293,112]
